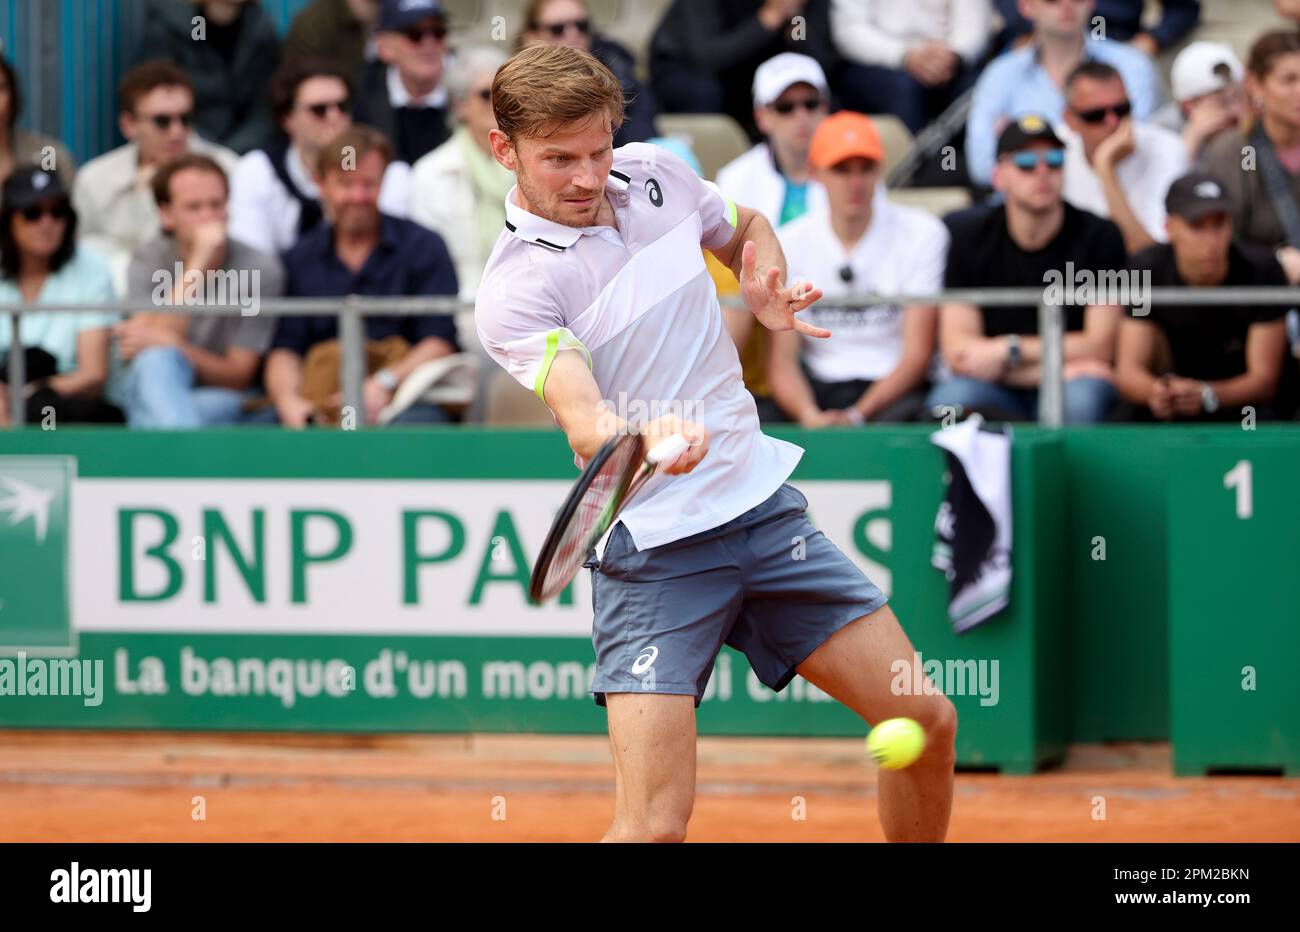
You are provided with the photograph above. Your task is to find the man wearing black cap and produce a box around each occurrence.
[353,0,451,165]
[1116,171,1293,421]
[928,114,1126,422]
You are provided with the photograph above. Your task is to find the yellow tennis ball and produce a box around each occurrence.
[865,718,926,770]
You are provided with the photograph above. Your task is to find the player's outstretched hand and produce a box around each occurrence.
[739,240,829,339]
[642,414,709,475]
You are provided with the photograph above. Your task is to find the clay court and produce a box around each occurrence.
[1,731,1296,842]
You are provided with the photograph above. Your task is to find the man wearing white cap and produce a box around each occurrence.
[715,53,831,229]
[1149,41,1246,161]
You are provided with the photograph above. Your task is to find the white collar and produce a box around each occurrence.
[387,65,447,109]
[502,169,632,251]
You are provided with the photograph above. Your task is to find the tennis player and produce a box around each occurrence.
[476,45,956,842]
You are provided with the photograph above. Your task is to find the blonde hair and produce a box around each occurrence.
[492,45,623,142]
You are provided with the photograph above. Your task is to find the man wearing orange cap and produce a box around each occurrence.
[770,112,947,426]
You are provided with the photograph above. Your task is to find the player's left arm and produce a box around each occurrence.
[707,205,830,339]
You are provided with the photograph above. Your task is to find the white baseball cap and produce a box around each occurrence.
[752,53,829,108]
[1171,41,1245,102]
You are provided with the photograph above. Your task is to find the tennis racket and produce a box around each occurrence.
[528,432,690,604]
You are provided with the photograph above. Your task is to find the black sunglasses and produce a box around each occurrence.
[771,97,823,115]
[1073,100,1132,124]
[146,111,194,131]
[540,18,590,37]
[401,22,448,42]
[305,98,350,118]
[19,201,71,222]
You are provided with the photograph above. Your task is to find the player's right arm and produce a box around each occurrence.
[542,350,708,474]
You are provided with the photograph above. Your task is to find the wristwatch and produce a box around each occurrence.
[1199,381,1220,414]
[1005,334,1022,369]
[374,368,399,392]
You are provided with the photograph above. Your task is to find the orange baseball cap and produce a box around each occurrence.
[809,111,884,169]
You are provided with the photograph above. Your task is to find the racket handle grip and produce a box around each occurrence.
[646,433,689,466]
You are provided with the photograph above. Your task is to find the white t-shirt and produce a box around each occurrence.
[780,196,949,383]
[476,143,803,552]
[1060,120,1189,244]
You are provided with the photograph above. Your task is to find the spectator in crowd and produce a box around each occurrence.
[1117,171,1289,421]
[831,0,990,135]
[282,0,380,78]
[229,58,411,256]
[965,0,1162,186]
[0,169,122,426]
[1205,31,1300,284]
[1278,0,1300,23]
[353,0,451,165]
[1149,41,1246,162]
[410,47,513,302]
[72,60,238,291]
[1060,61,1188,254]
[260,127,459,427]
[716,54,830,228]
[649,0,839,142]
[117,154,284,428]
[136,0,280,155]
[993,0,1200,55]
[0,55,77,200]
[929,116,1124,422]
[517,0,657,147]
[716,53,830,416]
[770,113,946,426]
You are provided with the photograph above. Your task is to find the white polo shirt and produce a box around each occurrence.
[780,195,949,383]
[476,143,803,551]
[1060,120,1189,244]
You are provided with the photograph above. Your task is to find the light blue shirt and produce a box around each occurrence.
[0,246,117,374]
[965,37,1164,186]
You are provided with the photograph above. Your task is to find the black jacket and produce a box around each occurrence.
[136,0,280,155]
[592,35,658,147]
[353,60,451,165]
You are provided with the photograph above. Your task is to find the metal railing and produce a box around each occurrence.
[4,286,1299,428]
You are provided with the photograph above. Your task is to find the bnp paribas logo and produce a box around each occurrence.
[0,457,75,654]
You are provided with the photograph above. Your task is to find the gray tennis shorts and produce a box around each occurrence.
[586,483,888,707]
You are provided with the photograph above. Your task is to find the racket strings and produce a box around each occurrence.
[541,443,639,596]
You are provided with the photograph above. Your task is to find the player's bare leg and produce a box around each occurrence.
[796,603,957,842]
[601,693,697,842]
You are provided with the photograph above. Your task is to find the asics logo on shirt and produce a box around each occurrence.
[645,178,663,207]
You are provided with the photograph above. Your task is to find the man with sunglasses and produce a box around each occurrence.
[1060,61,1187,255]
[716,53,831,420]
[965,0,1162,186]
[73,60,238,293]
[229,58,412,256]
[929,115,1124,422]
[354,0,452,166]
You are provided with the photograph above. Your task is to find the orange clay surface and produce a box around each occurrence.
[1,731,1296,842]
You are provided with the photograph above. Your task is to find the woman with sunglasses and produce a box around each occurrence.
[0,56,77,205]
[517,0,657,147]
[0,170,122,427]
[134,0,281,155]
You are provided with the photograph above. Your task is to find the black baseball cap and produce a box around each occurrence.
[379,0,444,32]
[996,114,1064,156]
[1165,170,1231,221]
[2,167,68,211]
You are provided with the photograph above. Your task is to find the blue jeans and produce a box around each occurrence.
[837,60,979,135]
[926,376,1116,423]
[123,346,247,428]
[242,400,450,425]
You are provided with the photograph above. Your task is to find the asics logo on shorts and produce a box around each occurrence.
[631,646,659,675]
